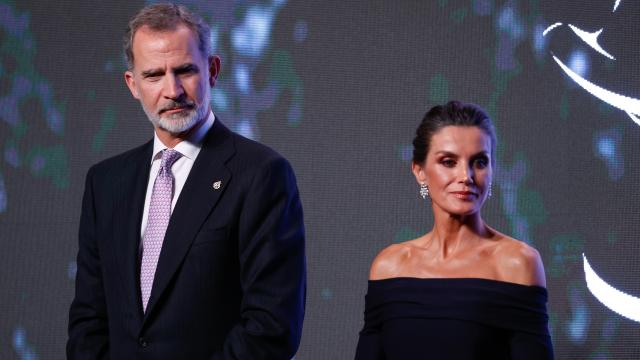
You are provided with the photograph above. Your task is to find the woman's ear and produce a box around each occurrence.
[412,162,427,185]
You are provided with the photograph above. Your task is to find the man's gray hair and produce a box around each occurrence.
[123,3,210,69]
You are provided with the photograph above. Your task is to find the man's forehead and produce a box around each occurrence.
[132,24,198,52]
[131,24,202,68]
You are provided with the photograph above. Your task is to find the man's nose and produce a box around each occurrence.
[163,75,184,99]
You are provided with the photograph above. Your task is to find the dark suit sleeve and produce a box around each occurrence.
[213,156,306,360]
[67,167,110,359]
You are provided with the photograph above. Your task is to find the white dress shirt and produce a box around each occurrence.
[140,112,215,239]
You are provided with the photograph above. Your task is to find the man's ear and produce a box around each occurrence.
[208,55,221,87]
[124,70,140,99]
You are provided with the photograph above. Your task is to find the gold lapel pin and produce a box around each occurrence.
[212,180,222,190]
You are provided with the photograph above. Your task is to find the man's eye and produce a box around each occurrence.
[178,72,195,79]
[176,67,198,76]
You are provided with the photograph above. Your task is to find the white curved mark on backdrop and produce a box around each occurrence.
[567,25,615,60]
[583,254,640,322]
[543,22,563,36]
[544,0,640,323]
[552,55,640,125]
[613,0,621,12]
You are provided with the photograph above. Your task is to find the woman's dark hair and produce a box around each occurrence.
[412,101,497,165]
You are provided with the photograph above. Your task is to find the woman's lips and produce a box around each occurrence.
[451,191,478,199]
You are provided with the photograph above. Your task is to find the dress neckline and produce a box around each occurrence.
[368,276,547,291]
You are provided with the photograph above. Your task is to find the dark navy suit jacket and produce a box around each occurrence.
[67,119,306,359]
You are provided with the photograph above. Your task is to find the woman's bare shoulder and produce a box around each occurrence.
[368,241,416,280]
[494,234,546,287]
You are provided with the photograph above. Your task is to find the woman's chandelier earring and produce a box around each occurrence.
[488,183,493,198]
[419,183,429,199]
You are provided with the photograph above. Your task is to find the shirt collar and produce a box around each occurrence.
[150,111,215,163]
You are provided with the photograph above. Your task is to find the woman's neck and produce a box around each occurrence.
[428,210,489,259]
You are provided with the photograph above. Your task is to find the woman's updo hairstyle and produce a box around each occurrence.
[412,100,497,166]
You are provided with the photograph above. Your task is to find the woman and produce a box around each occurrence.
[355,101,554,359]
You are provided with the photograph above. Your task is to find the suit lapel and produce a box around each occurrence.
[143,120,235,322]
[112,141,152,322]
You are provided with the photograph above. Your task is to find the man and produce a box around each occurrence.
[67,4,306,359]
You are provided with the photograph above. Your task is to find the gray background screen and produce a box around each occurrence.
[1,0,640,358]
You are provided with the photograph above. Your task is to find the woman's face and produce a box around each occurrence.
[413,125,493,217]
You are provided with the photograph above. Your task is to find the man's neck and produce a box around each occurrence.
[155,116,207,149]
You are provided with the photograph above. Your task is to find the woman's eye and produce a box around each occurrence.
[474,158,488,169]
[441,159,455,167]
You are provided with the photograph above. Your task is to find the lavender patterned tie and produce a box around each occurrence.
[140,149,182,312]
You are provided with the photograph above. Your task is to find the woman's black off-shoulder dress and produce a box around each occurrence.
[355,278,554,359]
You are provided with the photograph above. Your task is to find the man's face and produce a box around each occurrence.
[125,24,220,135]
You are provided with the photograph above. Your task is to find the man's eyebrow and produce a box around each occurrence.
[174,63,199,73]
[139,63,200,78]
[140,68,164,78]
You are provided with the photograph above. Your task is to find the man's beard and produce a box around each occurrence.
[143,91,210,135]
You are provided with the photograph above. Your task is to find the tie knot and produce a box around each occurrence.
[160,149,182,170]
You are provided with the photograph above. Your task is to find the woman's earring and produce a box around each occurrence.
[419,183,429,199]
[487,183,493,198]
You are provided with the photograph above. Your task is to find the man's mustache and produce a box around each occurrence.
[159,100,196,114]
